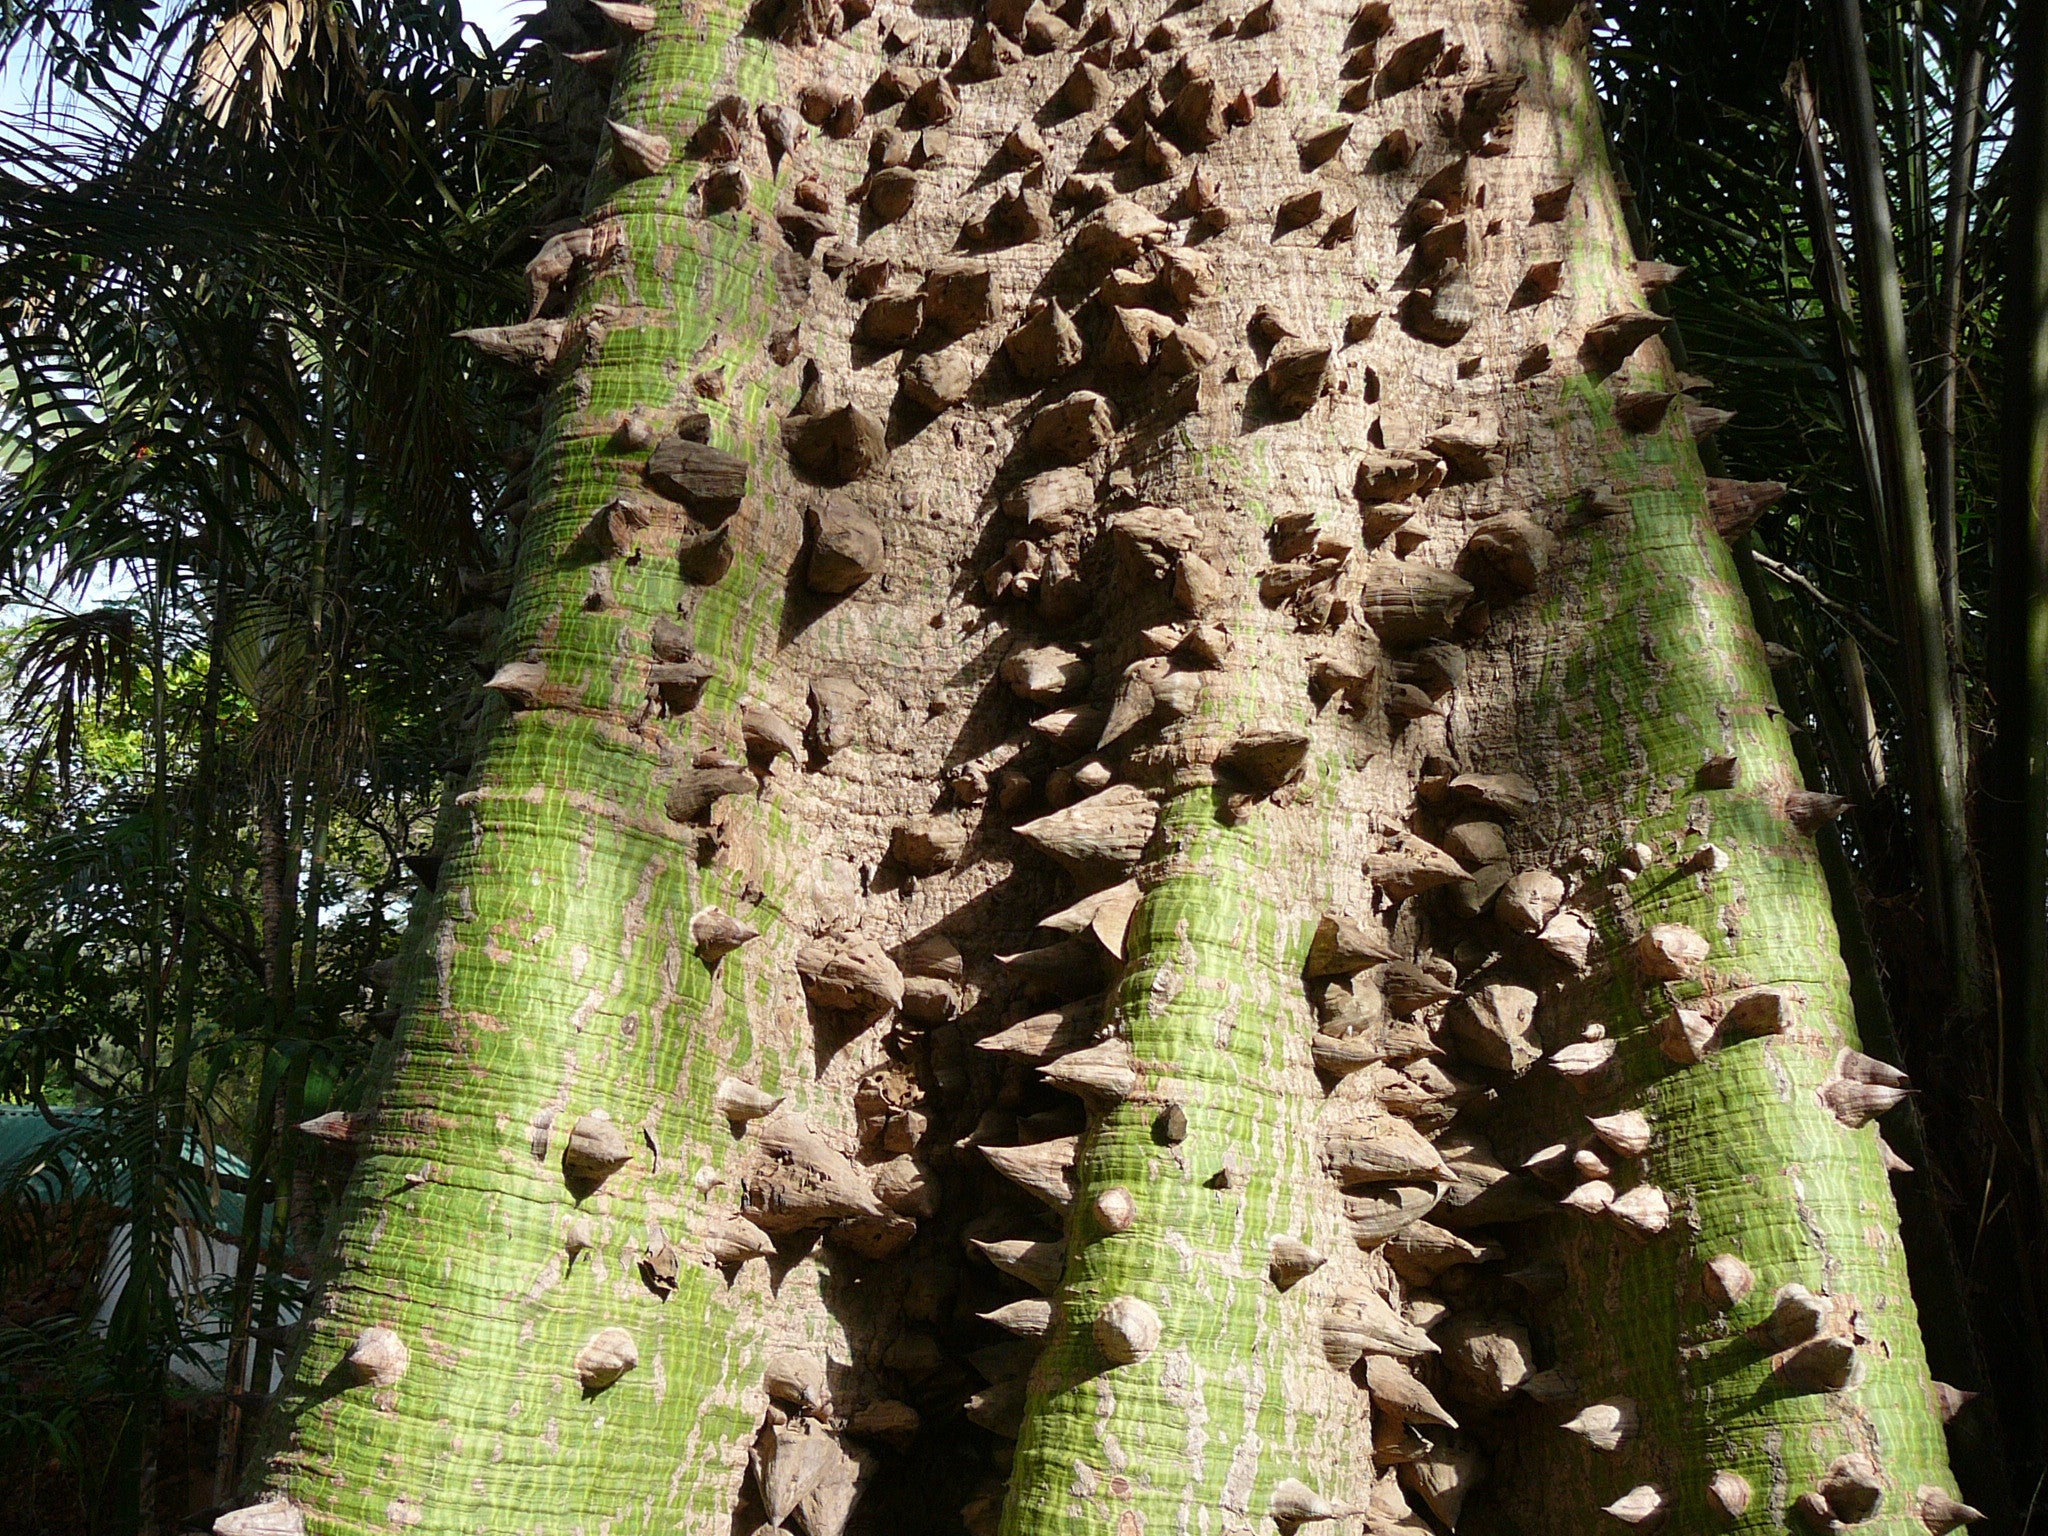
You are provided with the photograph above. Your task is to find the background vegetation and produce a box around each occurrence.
[0,0,2043,1528]
[0,0,546,1522]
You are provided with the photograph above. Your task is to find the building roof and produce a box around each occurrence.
[0,1103,256,1239]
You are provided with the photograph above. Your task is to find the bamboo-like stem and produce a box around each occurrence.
[115,549,178,1536]
[212,1065,284,1503]
[1991,0,2048,1235]
[1763,576,1890,814]
[293,793,331,997]
[1785,61,1899,587]
[168,557,231,1115]
[1839,633,1888,798]
[253,1049,315,1393]
[257,788,294,1015]
[294,430,340,1001]
[1978,0,2048,1477]
[176,555,232,1502]
[1890,0,1934,310]
[1930,0,1988,640]
[1819,3,1983,1012]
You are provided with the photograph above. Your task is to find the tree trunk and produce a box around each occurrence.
[246,0,1970,1532]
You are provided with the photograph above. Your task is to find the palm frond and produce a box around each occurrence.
[6,605,141,789]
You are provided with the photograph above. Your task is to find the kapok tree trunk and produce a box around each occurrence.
[235,0,1974,1532]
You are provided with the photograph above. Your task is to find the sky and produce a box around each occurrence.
[0,0,535,123]
[464,0,532,46]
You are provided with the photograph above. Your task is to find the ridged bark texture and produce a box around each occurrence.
[246,0,1967,1532]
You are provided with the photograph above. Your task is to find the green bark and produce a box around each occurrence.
[1490,407,1956,1530]
[1000,19,1967,1536]
[243,0,1971,1532]
[1001,797,1379,1533]
[252,3,816,1527]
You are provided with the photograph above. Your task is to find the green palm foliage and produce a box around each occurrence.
[0,0,558,1525]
